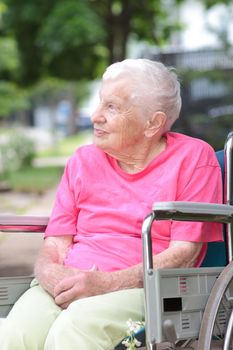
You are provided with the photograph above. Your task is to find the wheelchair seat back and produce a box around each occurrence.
[201,150,227,267]
[202,132,233,267]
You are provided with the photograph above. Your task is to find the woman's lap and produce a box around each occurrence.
[0,282,144,350]
[45,288,144,350]
[0,281,61,350]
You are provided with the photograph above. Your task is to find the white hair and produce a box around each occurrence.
[102,58,181,131]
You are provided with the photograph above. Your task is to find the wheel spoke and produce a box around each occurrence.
[197,262,233,350]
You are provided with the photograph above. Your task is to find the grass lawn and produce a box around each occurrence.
[6,166,64,193]
[38,130,92,157]
[0,129,92,194]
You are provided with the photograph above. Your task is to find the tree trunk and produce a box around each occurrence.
[104,0,131,63]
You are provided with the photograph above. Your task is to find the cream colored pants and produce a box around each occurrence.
[0,280,144,350]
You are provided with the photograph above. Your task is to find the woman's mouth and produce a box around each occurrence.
[94,128,107,136]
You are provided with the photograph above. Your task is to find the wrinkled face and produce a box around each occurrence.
[91,78,148,156]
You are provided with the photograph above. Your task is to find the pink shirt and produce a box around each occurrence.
[45,132,223,271]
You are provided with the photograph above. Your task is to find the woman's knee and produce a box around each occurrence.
[0,318,38,350]
[0,284,61,350]
[45,299,117,350]
[45,289,144,350]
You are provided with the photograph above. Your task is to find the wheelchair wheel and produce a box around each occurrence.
[197,261,233,350]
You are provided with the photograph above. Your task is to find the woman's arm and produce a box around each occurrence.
[34,235,76,297]
[101,240,203,291]
[53,240,202,308]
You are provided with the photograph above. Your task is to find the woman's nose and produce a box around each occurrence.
[91,106,106,124]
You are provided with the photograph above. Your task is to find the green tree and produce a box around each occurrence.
[1,0,232,122]
[2,0,233,86]
[89,0,183,63]
[2,0,184,85]
[3,0,106,84]
[0,34,29,118]
[0,81,29,117]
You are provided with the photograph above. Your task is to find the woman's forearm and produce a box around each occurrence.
[34,246,63,295]
[105,240,203,293]
[34,236,74,296]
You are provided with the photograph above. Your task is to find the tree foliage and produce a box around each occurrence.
[0,81,29,117]
[0,0,232,122]
[0,37,19,79]
[204,0,233,8]
[89,0,183,63]
[2,0,106,84]
[2,0,185,85]
[2,0,233,85]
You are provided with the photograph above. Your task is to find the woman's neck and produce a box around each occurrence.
[116,136,166,174]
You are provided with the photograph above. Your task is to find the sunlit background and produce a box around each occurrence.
[0,0,233,213]
[0,0,233,282]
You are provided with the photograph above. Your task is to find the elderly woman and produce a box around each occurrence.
[0,59,222,350]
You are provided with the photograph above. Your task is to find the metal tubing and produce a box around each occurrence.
[0,215,49,232]
[223,309,233,350]
[142,213,155,271]
[224,131,233,262]
[142,212,158,350]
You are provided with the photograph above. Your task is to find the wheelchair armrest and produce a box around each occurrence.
[0,215,49,232]
[152,201,233,223]
[142,202,233,272]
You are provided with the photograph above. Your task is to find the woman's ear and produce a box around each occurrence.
[144,111,167,137]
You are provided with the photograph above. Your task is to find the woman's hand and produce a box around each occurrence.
[53,267,109,309]
[38,263,77,298]
[35,236,143,309]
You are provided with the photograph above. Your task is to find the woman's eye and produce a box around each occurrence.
[108,104,115,110]
[107,104,118,114]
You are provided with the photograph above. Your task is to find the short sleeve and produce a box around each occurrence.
[45,158,79,237]
[171,153,223,243]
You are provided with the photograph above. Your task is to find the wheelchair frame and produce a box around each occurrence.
[0,132,232,350]
[142,131,233,349]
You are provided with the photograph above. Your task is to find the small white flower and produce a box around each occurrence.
[121,319,145,349]
[134,338,142,347]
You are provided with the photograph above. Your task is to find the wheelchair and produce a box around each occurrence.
[0,131,233,350]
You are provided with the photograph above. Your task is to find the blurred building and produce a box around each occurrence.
[142,47,233,149]
[140,1,233,149]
